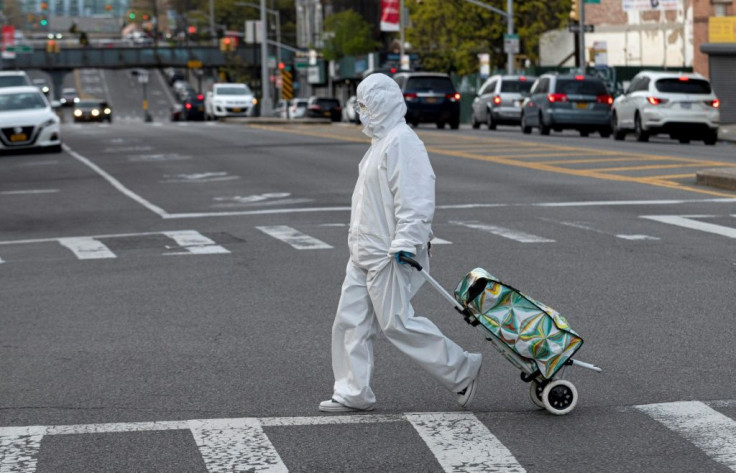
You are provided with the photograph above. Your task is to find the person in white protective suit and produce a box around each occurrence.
[319,73,483,413]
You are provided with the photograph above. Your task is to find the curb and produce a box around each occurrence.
[696,167,736,191]
[222,117,332,125]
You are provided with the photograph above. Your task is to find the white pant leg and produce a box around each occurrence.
[366,251,482,393]
[331,260,381,410]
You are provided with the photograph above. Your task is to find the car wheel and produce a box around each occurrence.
[539,112,550,136]
[704,130,718,146]
[436,122,446,129]
[471,113,480,129]
[450,119,460,130]
[612,113,626,141]
[487,110,496,130]
[634,113,649,142]
[520,113,532,134]
[678,137,690,144]
[579,130,589,137]
[600,127,612,138]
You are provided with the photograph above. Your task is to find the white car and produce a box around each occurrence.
[205,83,257,120]
[611,71,720,145]
[0,86,61,153]
[288,98,308,119]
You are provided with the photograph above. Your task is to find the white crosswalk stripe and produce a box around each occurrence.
[450,220,555,243]
[636,401,736,472]
[57,237,117,260]
[642,215,736,239]
[256,225,333,250]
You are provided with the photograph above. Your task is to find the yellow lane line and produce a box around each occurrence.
[641,174,698,180]
[593,163,736,172]
[544,157,654,165]
[248,125,736,198]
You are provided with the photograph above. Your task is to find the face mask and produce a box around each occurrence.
[356,100,375,136]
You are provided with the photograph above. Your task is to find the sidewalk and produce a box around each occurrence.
[697,123,736,191]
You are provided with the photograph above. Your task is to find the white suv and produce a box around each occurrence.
[611,71,720,145]
[205,83,257,120]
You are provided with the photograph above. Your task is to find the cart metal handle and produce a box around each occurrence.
[399,253,466,313]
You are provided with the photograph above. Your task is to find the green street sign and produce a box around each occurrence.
[5,45,33,53]
[584,0,601,3]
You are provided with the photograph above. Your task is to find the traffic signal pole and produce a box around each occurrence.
[578,0,586,72]
[464,0,514,74]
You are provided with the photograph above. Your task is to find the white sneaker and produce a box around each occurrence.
[318,398,373,413]
[457,373,479,408]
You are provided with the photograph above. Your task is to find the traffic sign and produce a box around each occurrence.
[584,0,601,3]
[4,45,32,53]
[569,24,595,33]
[187,60,202,69]
[503,34,520,54]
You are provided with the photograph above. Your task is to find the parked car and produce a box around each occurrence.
[0,71,32,88]
[73,99,112,123]
[0,86,62,153]
[288,98,308,119]
[520,73,613,137]
[205,83,257,120]
[392,72,461,129]
[307,96,342,121]
[471,74,536,129]
[59,87,79,107]
[32,78,51,96]
[611,71,720,145]
[343,95,360,124]
[273,99,289,118]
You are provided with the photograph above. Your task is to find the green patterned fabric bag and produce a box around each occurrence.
[454,268,583,380]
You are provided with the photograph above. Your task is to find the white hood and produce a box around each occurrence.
[356,73,407,140]
[0,108,56,127]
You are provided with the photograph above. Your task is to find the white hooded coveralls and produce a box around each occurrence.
[331,73,482,410]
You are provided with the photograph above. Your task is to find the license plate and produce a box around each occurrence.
[680,102,692,110]
[425,97,438,103]
[323,111,330,117]
[514,100,522,107]
[232,108,241,113]
[10,133,27,142]
[198,106,204,111]
[574,102,589,109]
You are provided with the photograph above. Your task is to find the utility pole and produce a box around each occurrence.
[399,0,405,69]
[578,0,586,73]
[260,0,271,115]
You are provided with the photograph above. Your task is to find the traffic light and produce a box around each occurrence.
[40,2,47,9]
[128,11,136,20]
[188,25,196,34]
[46,39,60,53]
[570,0,579,21]
[219,37,237,52]
[39,15,48,26]
[105,4,112,11]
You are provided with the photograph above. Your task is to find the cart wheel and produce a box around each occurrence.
[542,380,578,415]
[529,380,545,409]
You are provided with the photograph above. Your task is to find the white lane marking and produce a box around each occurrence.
[0,189,59,195]
[15,160,58,167]
[451,220,554,243]
[0,427,44,473]
[256,225,333,249]
[57,237,117,260]
[533,198,736,207]
[431,237,452,245]
[64,145,169,218]
[616,234,660,240]
[642,215,736,239]
[406,413,526,473]
[189,419,287,473]
[636,401,736,471]
[160,172,239,184]
[162,230,230,255]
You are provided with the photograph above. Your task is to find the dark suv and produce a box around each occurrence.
[520,73,613,137]
[307,97,342,122]
[393,72,461,129]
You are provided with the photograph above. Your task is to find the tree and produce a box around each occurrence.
[322,9,379,61]
[406,0,571,75]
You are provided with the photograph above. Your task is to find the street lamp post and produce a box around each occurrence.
[259,0,271,115]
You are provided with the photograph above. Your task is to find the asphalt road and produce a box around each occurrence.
[2,119,736,473]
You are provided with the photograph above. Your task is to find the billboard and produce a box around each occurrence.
[622,0,679,11]
[381,0,400,32]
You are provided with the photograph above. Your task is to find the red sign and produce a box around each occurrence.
[380,0,400,32]
[2,26,15,49]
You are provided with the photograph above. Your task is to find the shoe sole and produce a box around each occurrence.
[319,404,374,413]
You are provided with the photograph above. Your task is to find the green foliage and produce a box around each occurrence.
[406,0,571,75]
[322,9,378,61]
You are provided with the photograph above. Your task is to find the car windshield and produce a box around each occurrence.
[405,77,455,94]
[316,99,339,108]
[77,100,101,108]
[0,76,29,87]
[217,85,251,95]
[62,89,77,95]
[501,80,534,93]
[0,92,47,111]
[556,79,608,95]
[655,78,712,94]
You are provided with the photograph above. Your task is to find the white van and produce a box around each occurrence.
[204,83,257,120]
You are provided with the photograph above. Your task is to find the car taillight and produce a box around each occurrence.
[547,93,568,103]
[403,93,418,101]
[647,97,668,105]
[492,95,502,105]
[574,75,585,80]
[707,99,720,108]
[197,94,204,100]
[596,94,613,106]
[185,103,192,109]
[309,105,321,110]
[445,92,461,101]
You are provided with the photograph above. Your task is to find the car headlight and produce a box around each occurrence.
[252,98,258,105]
[73,98,80,103]
[73,109,82,117]
[41,118,57,128]
[104,108,112,115]
[91,109,100,116]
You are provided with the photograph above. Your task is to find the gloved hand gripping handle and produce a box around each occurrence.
[398,253,423,271]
